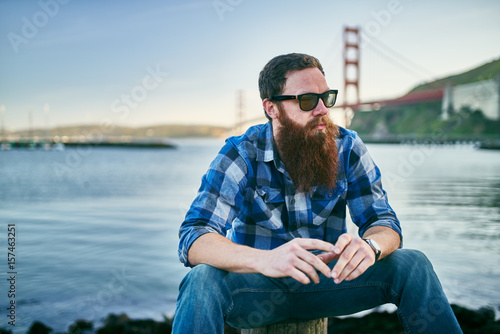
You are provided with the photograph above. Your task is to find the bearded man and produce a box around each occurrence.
[173,53,462,333]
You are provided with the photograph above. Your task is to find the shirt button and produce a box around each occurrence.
[328,192,333,197]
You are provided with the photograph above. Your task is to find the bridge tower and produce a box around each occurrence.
[343,26,361,127]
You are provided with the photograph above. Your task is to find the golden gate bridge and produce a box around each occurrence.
[233,26,445,134]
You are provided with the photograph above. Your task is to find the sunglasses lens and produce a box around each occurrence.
[299,94,319,111]
[323,91,337,108]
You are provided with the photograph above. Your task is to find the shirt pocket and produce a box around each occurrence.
[310,179,347,226]
[252,186,285,230]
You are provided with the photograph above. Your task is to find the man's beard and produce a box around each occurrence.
[275,105,340,193]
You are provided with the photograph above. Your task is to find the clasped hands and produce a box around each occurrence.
[255,234,376,285]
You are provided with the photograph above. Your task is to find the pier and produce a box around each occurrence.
[0,137,176,150]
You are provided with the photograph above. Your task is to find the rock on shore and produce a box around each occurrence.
[0,304,498,334]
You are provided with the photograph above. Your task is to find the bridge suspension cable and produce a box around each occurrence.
[364,35,438,83]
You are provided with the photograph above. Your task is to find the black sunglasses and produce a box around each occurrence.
[271,89,338,111]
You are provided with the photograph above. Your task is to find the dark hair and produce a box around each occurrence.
[258,53,325,120]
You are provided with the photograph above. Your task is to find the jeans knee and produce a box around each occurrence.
[386,249,441,294]
[180,264,225,291]
[389,249,433,272]
[174,265,231,333]
[178,264,231,305]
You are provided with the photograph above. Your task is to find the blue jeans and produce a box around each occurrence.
[172,249,462,333]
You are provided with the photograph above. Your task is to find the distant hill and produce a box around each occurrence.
[8,123,230,139]
[410,58,500,92]
[138,124,229,138]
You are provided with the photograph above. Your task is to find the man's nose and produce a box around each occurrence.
[312,98,329,117]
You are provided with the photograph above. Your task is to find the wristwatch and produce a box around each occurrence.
[363,239,381,261]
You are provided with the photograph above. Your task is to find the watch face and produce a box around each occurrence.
[369,239,381,253]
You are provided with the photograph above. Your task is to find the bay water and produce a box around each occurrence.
[0,138,499,332]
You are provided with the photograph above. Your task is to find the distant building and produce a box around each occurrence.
[442,77,500,120]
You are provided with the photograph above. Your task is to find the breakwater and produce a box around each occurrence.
[0,137,176,149]
[359,135,500,149]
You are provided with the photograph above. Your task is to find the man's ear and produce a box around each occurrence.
[263,99,278,119]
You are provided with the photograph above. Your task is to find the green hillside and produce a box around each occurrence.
[410,58,500,92]
[350,58,500,140]
[350,102,499,140]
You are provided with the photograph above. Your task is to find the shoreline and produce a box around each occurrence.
[3,304,498,334]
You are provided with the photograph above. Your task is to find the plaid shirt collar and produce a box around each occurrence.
[255,122,288,175]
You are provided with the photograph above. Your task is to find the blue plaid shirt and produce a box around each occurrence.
[178,122,402,267]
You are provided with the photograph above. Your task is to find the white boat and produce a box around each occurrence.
[52,142,65,151]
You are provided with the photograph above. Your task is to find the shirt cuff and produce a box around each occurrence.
[360,219,403,248]
[179,226,221,267]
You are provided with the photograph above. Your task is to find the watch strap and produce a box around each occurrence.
[363,239,381,261]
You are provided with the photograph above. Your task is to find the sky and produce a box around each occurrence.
[1,0,499,131]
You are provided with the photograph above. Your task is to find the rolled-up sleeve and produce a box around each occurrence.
[346,134,403,246]
[178,143,248,267]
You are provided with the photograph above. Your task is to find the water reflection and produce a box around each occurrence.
[366,144,500,314]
